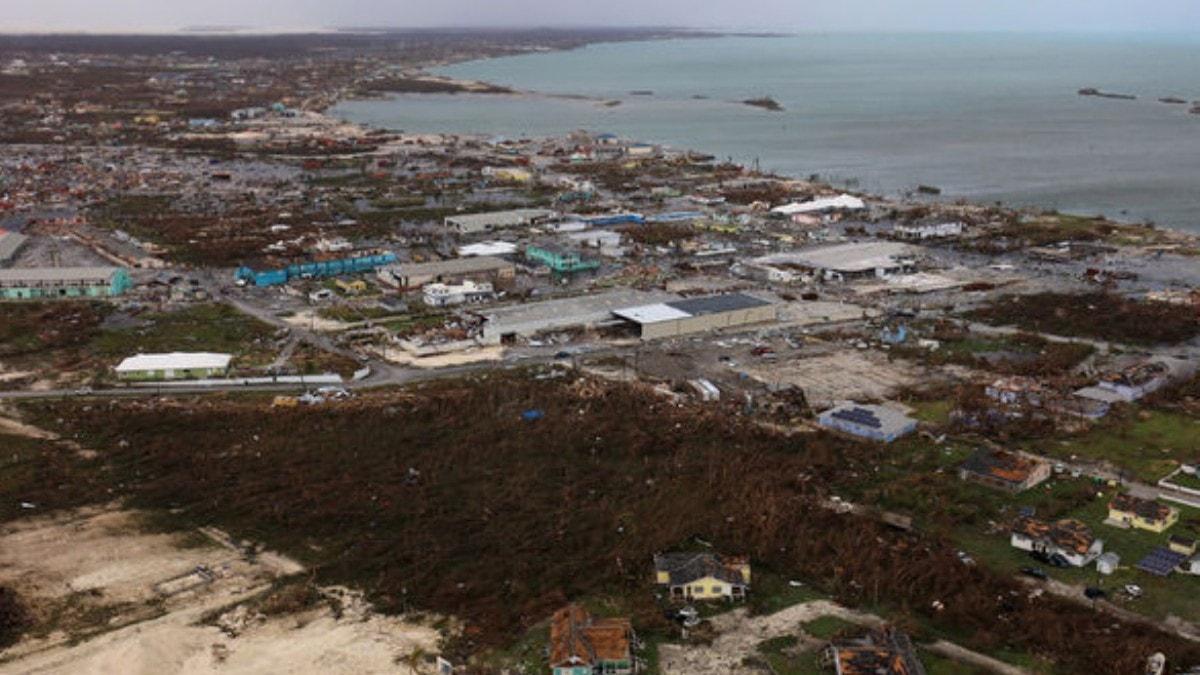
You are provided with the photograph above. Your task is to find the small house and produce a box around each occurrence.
[1010,517,1103,567]
[654,553,750,601]
[985,376,1043,408]
[1096,361,1171,402]
[1168,535,1197,556]
[823,627,926,675]
[959,448,1050,493]
[1107,494,1178,533]
[1187,555,1200,576]
[817,403,917,443]
[1096,552,1120,576]
[548,604,635,675]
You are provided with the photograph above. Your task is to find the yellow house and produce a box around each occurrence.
[1107,494,1179,533]
[654,553,750,601]
[334,278,368,295]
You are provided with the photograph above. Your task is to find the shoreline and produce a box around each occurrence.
[324,36,1200,241]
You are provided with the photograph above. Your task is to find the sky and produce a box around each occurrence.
[2,0,1200,34]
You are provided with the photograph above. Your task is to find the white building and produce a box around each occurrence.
[756,242,918,282]
[115,352,232,381]
[771,194,866,215]
[894,221,964,240]
[422,280,494,307]
[1010,517,1104,567]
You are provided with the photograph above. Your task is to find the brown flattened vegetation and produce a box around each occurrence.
[620,222,695,246]
[0,586,30,650]
[0,302,107,359]
[21,375,1200,673]
[967,292,1200,346]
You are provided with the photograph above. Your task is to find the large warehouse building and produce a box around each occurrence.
[756,242,917,282]
[0,231,28,266]
[479,289,679,345]
[445,208,556,235]
[613,293,777,340]
[377,256,515,289]
[115,352,232,381]
[0,266,132,300]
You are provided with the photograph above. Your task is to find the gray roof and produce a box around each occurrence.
[0,266,121,284]
[759,242,916,273]
[388,256,513,278]
[445,208,556,229]
[0,231,28,262]
[653,553,747,586]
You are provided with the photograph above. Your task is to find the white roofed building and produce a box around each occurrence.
[115,352,232,381]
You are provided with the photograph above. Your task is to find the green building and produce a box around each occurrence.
[525,245,600,275]
[115,352,232,381]
[0,267,132,300]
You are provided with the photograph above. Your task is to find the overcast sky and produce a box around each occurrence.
[3,0,1200,33]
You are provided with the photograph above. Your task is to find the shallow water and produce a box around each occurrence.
[332,33,1200,232]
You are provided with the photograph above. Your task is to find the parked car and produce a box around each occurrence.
[1124,584,1144,598]
[1084,587,1107,600]
[1020,566,1048,580]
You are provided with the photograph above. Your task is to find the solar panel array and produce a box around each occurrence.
[1135,547,1186,577]
[666,293,770,317]
[832,407,883,429]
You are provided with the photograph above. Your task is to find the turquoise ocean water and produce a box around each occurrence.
[332,34,1200,231]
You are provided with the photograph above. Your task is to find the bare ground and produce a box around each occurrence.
[0,507,441,674]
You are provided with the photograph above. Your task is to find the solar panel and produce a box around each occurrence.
[666,293,770,316]
[1135,547,1186,577]
[832,407,883,428]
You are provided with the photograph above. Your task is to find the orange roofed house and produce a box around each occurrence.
[549,604,636,675]
[822,627,926,675]
[1010,517,1104,567]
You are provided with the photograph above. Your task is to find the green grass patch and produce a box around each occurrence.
[801,615,860,640]
[748,570,827,616]
[92,303,277,370]
[1029,409,1200,482]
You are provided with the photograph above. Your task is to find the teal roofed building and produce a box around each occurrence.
[525,245,599,276]
[0,267,131,300]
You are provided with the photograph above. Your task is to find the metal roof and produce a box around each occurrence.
[0,231,28,262]
[762,242,915,273]
[457,241,518,257]
[445,208,556,228]
[388,256,512,278]
[612,303,691,324]
[116,352,232,373]
[0,266,121,284]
